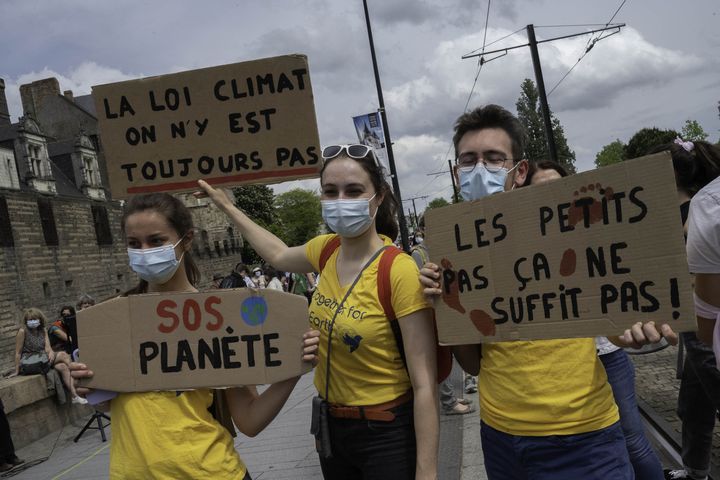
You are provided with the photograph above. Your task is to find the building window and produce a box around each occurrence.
[28,143,46,177]
[0,197,14,247]
[83,155,99,186]
[37,197,59,246]
[91,205,113,245]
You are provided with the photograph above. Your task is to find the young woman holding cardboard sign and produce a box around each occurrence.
[71,193,320,480]
[197,144,439,480]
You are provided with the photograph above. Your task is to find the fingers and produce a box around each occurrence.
[76,387,93,397]
[641,321,661,344]
[419,263,442,299]
[660,323,679,346]
[302,329,321,365]
[621,321,678,349]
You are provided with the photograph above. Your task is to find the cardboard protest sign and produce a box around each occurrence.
[425,153,694,345]
[77,289,312,392]
[93,55,321,199]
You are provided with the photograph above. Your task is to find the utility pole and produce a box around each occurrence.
[462,23,624,164]
[448,159,459,203]
[362,0,410,251]
[526,24,558,163]
[403,194,428,228]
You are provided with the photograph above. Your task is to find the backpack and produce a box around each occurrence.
[319,236,452,383]
[219,272,244,289]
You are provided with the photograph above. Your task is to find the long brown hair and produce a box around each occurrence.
[121,193,200,295]
[320,151,400,240]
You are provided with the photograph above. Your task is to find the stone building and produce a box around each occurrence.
[0,78,243,373]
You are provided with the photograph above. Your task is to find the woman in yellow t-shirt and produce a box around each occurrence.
[71,193,320,480]
[197,144,439,480]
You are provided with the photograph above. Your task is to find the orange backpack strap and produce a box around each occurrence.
[318,235,342,272]
[377,246,403,320]
[378,246,453,384]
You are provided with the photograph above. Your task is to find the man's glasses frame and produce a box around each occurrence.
[456,151,513,173]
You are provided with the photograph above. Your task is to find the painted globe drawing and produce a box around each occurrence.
[241,297,268,326]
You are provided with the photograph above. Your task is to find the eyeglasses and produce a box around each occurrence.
[322,144,373,161]
[456,151,512,173]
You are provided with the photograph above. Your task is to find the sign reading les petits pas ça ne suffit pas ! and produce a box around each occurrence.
[77,289,312,392]
[92,54,321,199]
[425,153,695,345]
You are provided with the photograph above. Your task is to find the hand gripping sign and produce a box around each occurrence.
[93,54,321,199]
[425,153,695,345]
[77,289,311,392]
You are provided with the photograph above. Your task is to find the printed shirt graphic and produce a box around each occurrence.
[479,338,619,436]
[306,234,430,405]
[110,389,247,479]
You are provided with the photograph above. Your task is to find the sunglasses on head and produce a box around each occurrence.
[321,144,374,161]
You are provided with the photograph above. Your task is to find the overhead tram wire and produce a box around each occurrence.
[413,0,495,199]
[547,0,628,96]
[534,23,624,29]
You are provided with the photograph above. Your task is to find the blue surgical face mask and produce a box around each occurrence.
[128,238,185,284]
[321,194,377,238]
[459,163,518,201]
[26,319,41,329]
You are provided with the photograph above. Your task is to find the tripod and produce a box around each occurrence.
[74,410,111,443]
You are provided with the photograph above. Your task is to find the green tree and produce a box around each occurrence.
[624,127,679,160]
[595,139,626,168]
[515,78,577,174]
[426,197,450,209]
[681,119,709,142]
[232,185,278,264]
[274,189,322,246]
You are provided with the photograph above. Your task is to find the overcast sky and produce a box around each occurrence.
[2,0,718,210]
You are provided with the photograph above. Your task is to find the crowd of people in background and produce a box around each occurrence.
[216,261,317,302]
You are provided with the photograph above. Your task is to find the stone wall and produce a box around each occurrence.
[0,189,242,373]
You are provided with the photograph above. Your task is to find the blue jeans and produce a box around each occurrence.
[677,332,720,478]
[320,401,416,480]
[600,349,663,480]
[480,421,633,480]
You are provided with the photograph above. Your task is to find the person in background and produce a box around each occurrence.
[264,266,284,291]
[211,273,224,289]
[70,192,320,479]
[411,221,474,416]
[650,138,720,480]
[220,263,255,289]
[77,293,95,312]
[14,308,87,405]
[252,266,267,288]
[49,306,76,355]
[528,160,665,479]
[0,398,22,472]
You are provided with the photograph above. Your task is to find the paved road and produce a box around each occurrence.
[7,365,483,479]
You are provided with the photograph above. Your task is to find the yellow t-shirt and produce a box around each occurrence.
[479,338,619,436]
[306,234,430,405]
[110,389,247,479]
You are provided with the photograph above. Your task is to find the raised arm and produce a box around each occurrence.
[196,180,314,273]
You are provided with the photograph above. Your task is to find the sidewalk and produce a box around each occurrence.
[5,370,486,479]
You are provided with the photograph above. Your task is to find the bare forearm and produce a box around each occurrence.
[413,385,439,480]
[229,377,300,437]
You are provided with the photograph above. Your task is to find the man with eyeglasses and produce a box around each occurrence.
[420,104,675,479]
